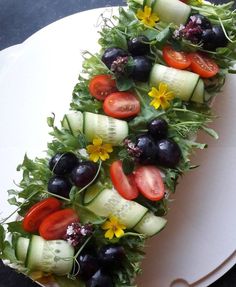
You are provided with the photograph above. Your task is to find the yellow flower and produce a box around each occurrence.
[86,137,113,162]
[196,0,203,4]
[136,5,159,27]
[148,82,174,110]
[102,215,126,240]
[190,0,203,5]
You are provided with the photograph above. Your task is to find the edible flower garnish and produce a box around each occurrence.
[136,5,159,27]
[148,82,174,110]
[189,0,203,5]
[64,222,93,247]
[102,215,126,240]
[86,137,113,162]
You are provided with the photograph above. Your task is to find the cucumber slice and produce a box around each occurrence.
[190,79,205,104]
[84,112,128,146]
[26,235,74,275]
[150,64,200,102]
[153,0,191,25]
[62,111,83,136]
[134,212,167,237]
[86,188,148,229]
[83,183,105,205]
[15,237,30,264]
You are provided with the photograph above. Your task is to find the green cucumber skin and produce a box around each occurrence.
[16,237,30,264]
[26,235,74,276]
[62,111,84,136]
[84,112,129,146]
[153,0,191,25]
[190,78,205,104]
[134,212,167,237]
[86,188,148,229]
[150,64,200,102]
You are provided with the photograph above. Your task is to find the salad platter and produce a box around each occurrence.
[0,1,236,287]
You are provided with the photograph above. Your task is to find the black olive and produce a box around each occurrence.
[70,161,99,188]
[85,269,114,287]
[212,25,228,48]
[130,56,152,82]
[76,254,99,280]
[148,118,168,140]
[134,134,158,164]
[156,139,182,168]
[128,35,150,56]
[48,176,72,198]
[101,47,128,69]
[98,244,125,268]
[49,152,78,175]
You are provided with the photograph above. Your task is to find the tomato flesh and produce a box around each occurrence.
[22,197,62,233]
[188,52,219,78]
[39,208,79,240]
[103,92,140,119]
[89,74,117,101]
[110,160,139,200]
[163,45,191,70]
[134,166,165,201]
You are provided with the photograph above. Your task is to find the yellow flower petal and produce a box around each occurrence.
[93,137,103,146]
[148,82,175,110]
[105,229,115,240]
[144,5,152,17]
[103,144,113,153]
[89,153,100,162]
[114,228,125,238]
[159,82,168,93]
[102,221,112,230]
[136,5,159,27]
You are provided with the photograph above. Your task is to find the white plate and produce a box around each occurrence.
[0,7,235,287]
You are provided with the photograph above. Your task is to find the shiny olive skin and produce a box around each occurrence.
[49,152,78,175]
[101,47,128,69]
[47,176,72,198]
[148,118,168,140]
[128,35,150,56]
[85,269,114,287]
[131,56,152,82]
[135,134,158,164]
[212,25,228,48]
[202,26,228,50]
[70,161,99,188]
[156,139,182,168]
[77,254,99,280]
[202,29,217,50]
[98,244,125,268]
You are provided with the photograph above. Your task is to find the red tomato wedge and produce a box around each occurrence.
[110,160,139,200]
[39,208,79,240]
[134,166,165,201]
[162,45,191,70]
[103,92,141,119]
[22,197,62,233]
[188,52,219,78]
[89,74,117,101]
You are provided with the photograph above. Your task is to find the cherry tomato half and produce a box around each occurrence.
[22,197,62,233]
[134,166,165,201]
[110,160,139,200]
[39,208,79,240]
[162,45,191,70]
[103,92,141,119]
[89,74,117,101]
[188,52,219,78]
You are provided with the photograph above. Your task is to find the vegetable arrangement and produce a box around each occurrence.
[1,0,236,286]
